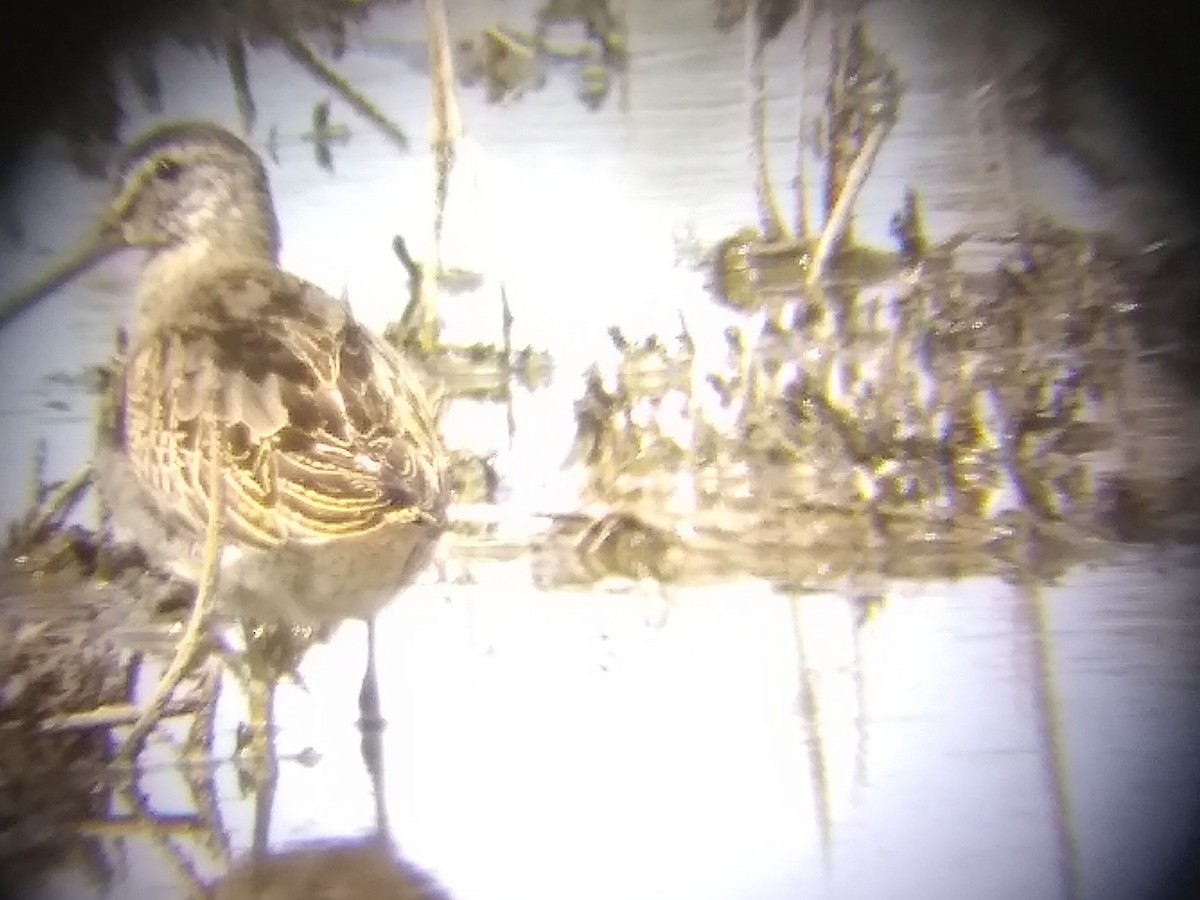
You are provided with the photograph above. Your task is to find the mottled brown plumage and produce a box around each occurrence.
[23,121,448,744]
[90,123,447,631]
[110,262,442,565]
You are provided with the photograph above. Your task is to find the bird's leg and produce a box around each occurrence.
[249,744,279,858]
[235,621,280,786]
[235,622,318,783]
[116,419,225,767]
[358,616,384,732]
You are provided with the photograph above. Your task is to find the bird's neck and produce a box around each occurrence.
[134,230,278,328]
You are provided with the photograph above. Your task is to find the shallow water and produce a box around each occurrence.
[2,1,1199,899]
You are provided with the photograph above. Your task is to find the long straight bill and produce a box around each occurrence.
[0,222,123,330]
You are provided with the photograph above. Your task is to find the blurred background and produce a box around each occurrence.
[1,1,1199,899]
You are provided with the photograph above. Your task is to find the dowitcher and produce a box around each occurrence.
[7,121,448,760]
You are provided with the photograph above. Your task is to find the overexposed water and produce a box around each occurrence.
[3,2,1199,900]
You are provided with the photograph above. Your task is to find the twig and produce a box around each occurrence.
[807,120,889,285]
[1018,581,1084,900]
[500,285,516,448]
[114,782,209,900]
[747,0,788,239]
[38,698,200,733]
[116,409,226,764]
[383,1,462,351]
[0,228,115,330]
[788,594,833,868]
[420,0,464,349]
[77,815,212,837]
[280,34,409,151]
[224,33,256,135]
[11,465,94,552]
[733,308,769,437]
[793,0,817,240]
[29,438,49,507]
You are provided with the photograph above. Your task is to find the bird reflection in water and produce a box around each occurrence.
[209,728,451,900]
[210,839,452,900]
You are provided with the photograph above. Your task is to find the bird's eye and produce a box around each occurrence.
[154,158,182,181]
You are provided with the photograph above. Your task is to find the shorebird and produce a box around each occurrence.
[6,120,448,763]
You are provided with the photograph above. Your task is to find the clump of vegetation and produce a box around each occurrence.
[455,0,629,111]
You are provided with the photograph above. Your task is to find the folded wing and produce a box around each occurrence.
[117,261,447,550]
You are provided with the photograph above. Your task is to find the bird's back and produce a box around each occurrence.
[98,259,448,623]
